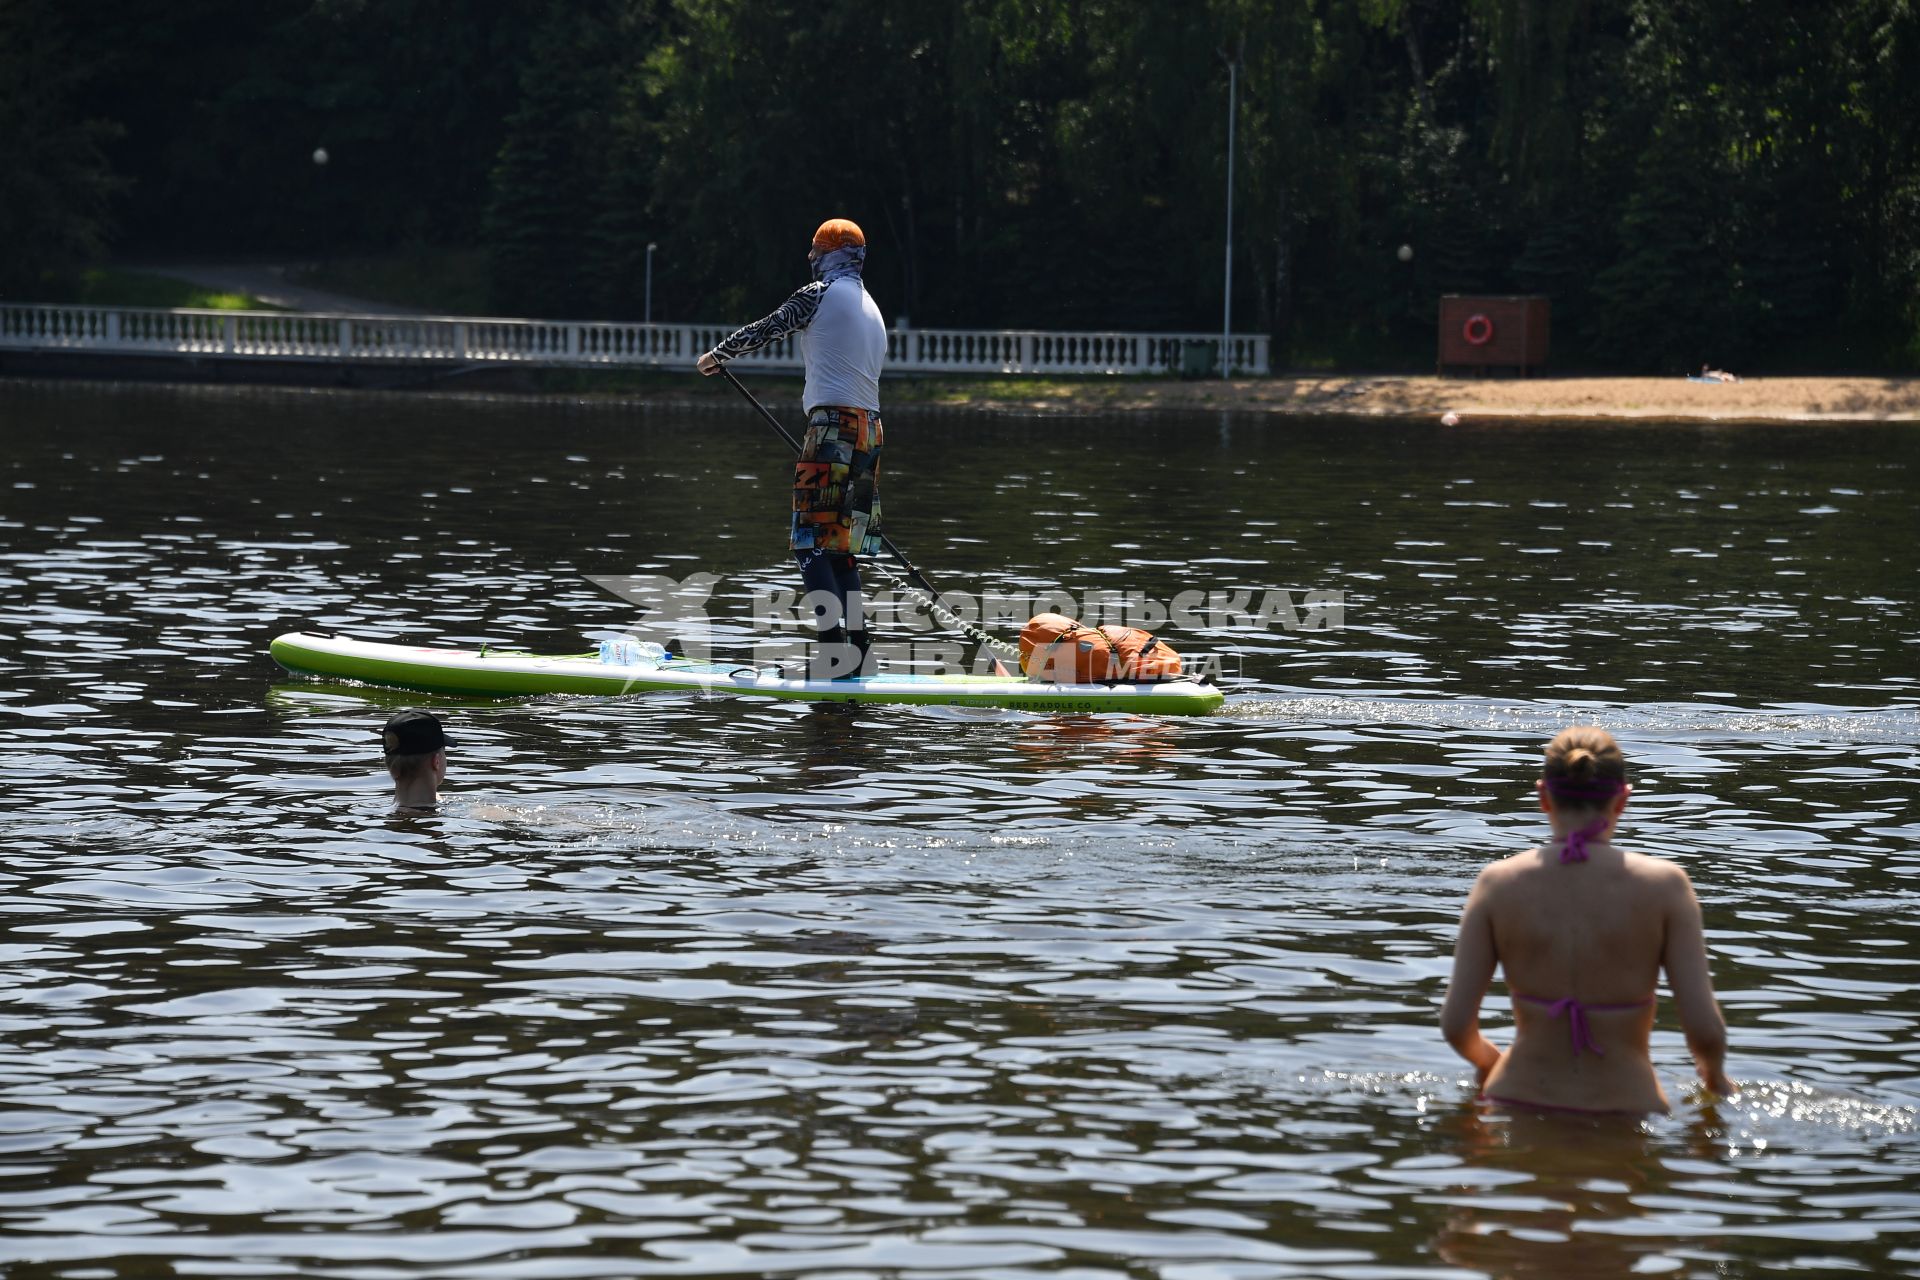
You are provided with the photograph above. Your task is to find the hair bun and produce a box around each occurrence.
[1543,726,1627,796]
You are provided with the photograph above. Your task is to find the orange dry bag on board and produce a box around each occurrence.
[1020,613,1114,682]
[1020,614,1184,682]
[1098,626,1183,680]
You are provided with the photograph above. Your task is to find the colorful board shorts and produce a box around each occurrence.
[791,406,883,555]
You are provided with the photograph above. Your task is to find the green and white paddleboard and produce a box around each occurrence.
[269,632,1224,715]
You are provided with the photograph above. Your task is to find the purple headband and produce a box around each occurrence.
[1543,776,1625,802]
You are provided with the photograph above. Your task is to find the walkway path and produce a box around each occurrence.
[136,263,423,315]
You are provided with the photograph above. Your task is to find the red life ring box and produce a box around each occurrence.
[1438,296,1550,374]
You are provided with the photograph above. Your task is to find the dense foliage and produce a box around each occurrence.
[9,0,1919,370]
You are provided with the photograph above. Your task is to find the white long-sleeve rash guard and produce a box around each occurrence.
[712,274,887,413]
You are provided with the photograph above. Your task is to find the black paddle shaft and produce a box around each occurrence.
[715,362,949,605]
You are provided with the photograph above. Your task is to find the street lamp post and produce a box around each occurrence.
[1220,46,1239,379]
[645,242,657,325]
[312,147,330,271]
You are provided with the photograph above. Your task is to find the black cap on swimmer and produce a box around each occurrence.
[379,709,449,756]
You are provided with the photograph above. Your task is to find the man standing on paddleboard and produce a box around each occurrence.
[698,218,886,679]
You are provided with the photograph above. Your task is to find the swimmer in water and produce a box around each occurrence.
[380,708,448,814]
[1440,726,1733,1113]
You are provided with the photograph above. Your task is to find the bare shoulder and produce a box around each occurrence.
[1473,848,1539,894]
[1623,849,1695,895]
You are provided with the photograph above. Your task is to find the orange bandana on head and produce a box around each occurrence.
[812,219,865,253]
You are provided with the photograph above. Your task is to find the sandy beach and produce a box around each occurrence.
[879,373,1920,423]
[8,361,1917,424]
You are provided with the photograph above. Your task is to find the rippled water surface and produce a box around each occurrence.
[1,378,1917,1278]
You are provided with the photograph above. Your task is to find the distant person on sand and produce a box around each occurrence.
[1695,364,1740,383]
[381,708,448,813]
[697,218,887,680]
[1440,726,1732,1112]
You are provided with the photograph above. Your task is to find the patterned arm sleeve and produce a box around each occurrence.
[712,282,827,358]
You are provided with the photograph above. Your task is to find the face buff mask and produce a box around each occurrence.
[811,243,866,284]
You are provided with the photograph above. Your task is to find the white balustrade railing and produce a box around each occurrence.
[0,303,1269,376]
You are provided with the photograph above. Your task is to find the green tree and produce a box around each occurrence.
[486,4,623,315]
[1589,114,1737,370]
[0,0,123,294]
[7,0,1915,368]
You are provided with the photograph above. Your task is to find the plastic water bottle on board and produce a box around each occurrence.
[598,637,667,666]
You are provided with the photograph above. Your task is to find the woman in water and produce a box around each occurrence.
[1441,726,1733,1112]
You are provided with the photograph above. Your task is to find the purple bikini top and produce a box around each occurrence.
[1515,991,1654,1056]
